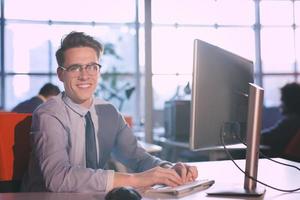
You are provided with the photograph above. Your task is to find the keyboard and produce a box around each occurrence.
[145,179,215,198]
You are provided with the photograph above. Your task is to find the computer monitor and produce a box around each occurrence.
[190,39,253,150]
[189,39,265,196]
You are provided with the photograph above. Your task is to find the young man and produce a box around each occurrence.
[22,31,198,192]
[12,83,60,113]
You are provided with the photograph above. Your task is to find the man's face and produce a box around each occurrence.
[57,47,100,108]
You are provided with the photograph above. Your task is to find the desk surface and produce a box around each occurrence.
[155,136,269,150]
[0,158,299,200]
[138,141,162,153]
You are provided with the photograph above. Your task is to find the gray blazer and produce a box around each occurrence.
[21,93,164,192]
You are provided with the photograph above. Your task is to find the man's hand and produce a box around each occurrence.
[113,163,198,189]
[172,162,198,183]
[114,166,184,189]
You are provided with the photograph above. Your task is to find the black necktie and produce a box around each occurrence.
[85,111,98,169]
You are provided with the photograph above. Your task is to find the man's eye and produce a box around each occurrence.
[68,65,81,71]
[86,65,94,70]
[87,64,98,71]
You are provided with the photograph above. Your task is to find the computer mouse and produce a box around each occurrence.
[105,186,142,200]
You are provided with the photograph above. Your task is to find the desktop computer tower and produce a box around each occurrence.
[164,100,190,142]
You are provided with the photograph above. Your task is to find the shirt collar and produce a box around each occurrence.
[61,92,95,117]
[37,94,47,102]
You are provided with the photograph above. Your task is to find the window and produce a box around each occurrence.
[151,0,300,113]
[1,0,300,131]
[5,0,135,22]
[260,27,294,73]
[2,0,138,121]
[151,0,255,111]
[260,0,299,107]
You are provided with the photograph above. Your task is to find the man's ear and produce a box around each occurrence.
[57,67,64,82]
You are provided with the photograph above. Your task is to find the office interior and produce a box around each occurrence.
[1,0,300,163]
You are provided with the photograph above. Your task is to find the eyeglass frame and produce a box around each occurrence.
[59,63,102,76]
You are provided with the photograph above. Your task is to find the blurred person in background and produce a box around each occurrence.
[11,83,60,113]
[261,82,300,157]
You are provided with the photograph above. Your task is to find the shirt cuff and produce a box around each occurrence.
[105,170,115,192]
[159,161,174,168]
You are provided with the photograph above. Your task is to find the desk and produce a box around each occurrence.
[154,136,270,162]
[138,141,162,154]
[145,158,300,199]
[175,158,300,200]
[154,136,245,161]
[153,136,191,162]
[0,158,299,200]
[0,192,106,200]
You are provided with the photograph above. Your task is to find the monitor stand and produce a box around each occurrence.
[207,83,266,196]
[207,186,265,197]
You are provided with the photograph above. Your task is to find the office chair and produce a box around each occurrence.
[0,112,32,192]
[284,129,300,162]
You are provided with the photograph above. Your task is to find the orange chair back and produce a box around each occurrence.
[0,112,32,192]
[124,115,133,128]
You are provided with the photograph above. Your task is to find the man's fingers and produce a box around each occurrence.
[157,163,199,186]
[173,162,188,182]
[186,166,198,181]
[190,166,198,180]
[179,163,188,182]
[157,167,183,186]
[133,166,184,188]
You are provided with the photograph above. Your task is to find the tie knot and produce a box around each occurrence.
[85,111,93,129]
[85,111,91,120]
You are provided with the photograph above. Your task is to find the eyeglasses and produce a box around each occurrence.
[59,63,101,76]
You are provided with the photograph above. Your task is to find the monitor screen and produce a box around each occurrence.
[189,39,254,151]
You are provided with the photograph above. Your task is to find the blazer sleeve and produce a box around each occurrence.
[112,111,165,172]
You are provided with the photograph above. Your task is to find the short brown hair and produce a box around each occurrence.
[55,31,103,67]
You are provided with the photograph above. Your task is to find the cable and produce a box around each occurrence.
[220,131,300,192]
[234,134,300,171]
